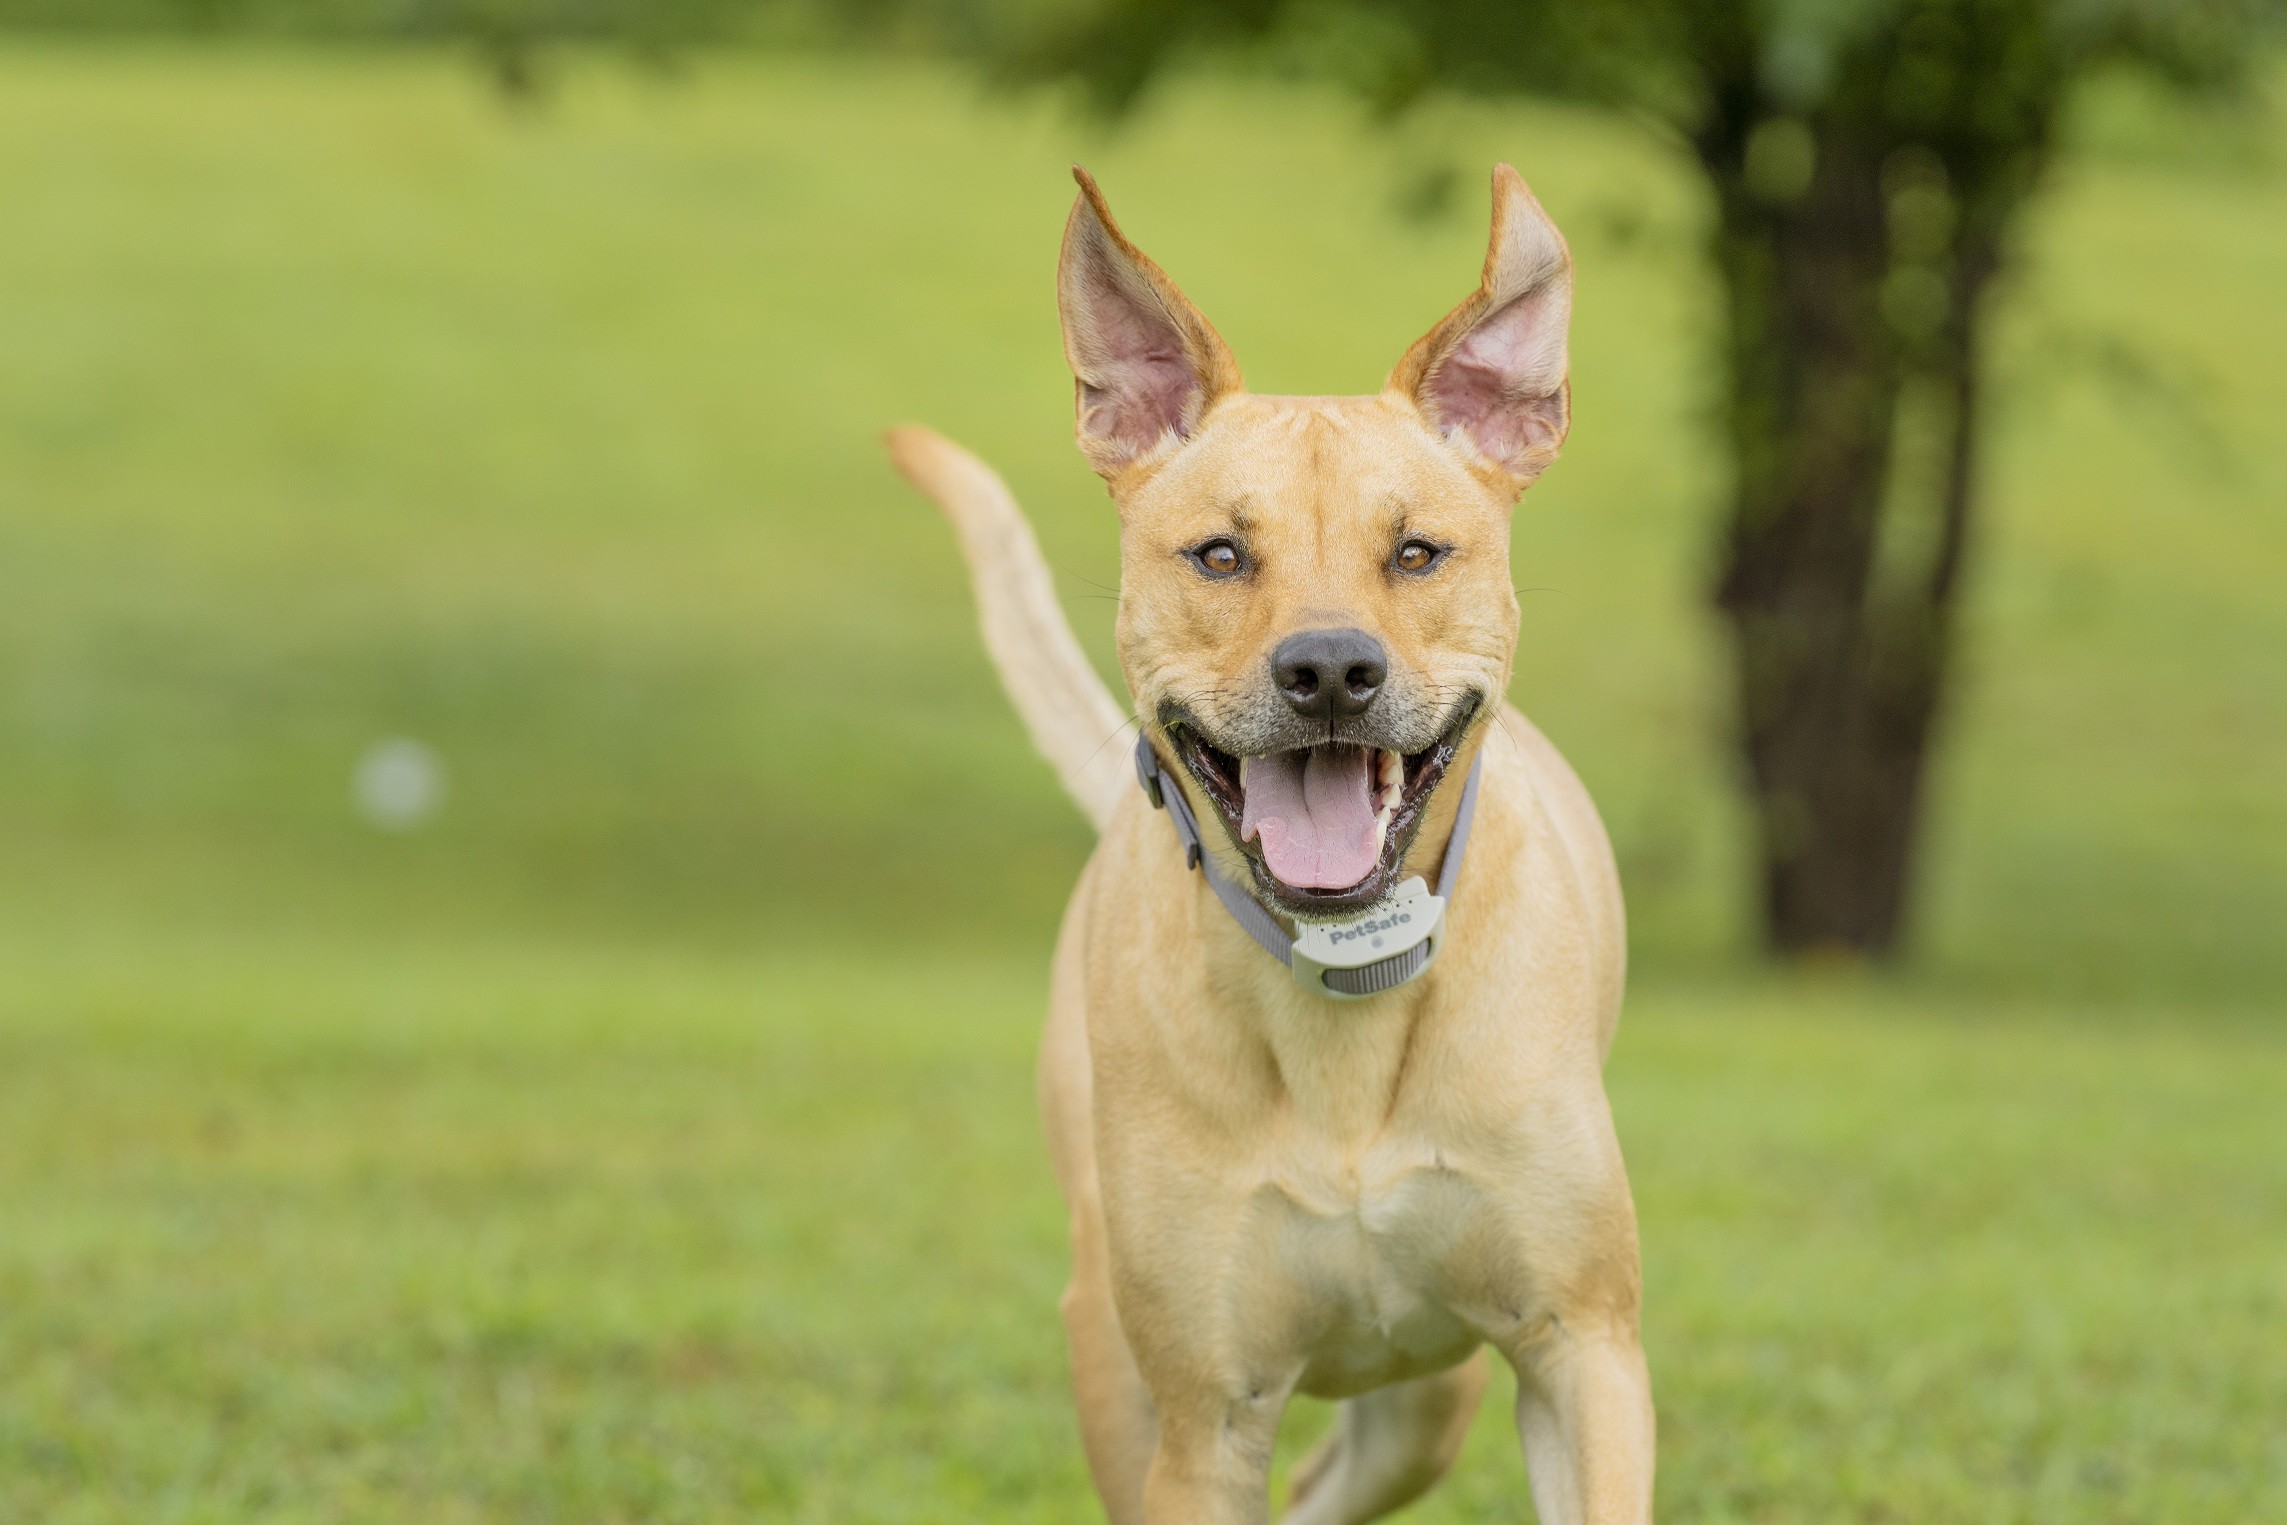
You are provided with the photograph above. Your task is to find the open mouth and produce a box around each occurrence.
[1163,699,1480,915]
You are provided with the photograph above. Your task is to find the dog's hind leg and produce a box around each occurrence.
[1061,1216,1155,1523]
[1281,1351,1489,1525]
[1040,862,1155,1522]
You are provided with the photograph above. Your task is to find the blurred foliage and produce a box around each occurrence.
[977,0,2272,119]
[418,0,2282,127]
[7,0,2273,130]
[0,0,774,93]
[0,0,767,34]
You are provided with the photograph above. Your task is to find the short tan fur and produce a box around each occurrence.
[888,163,1652,1525]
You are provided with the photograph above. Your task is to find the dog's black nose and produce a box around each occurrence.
[1272,628,1387,720]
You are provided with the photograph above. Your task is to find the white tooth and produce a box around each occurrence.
[1371,750,1399,866]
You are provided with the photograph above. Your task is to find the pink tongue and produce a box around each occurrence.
[1240,745,1381,890]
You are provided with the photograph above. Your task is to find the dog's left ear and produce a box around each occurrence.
[1389,164,1573,494]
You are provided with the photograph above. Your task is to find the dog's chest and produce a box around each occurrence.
[1258,1143,1505,1397]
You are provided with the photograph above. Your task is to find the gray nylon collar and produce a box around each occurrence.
[1134,732,1484,999]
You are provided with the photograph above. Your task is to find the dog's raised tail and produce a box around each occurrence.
[886,425,1131,833]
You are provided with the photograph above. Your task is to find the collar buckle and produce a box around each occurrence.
[1289,877,1445,1000]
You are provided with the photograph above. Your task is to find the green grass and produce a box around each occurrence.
[0,41,2282,1523]
[6,939,2284,1521]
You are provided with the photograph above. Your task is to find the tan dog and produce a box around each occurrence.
[889,165,1652,1525]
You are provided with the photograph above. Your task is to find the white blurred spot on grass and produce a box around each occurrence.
[354,738,446,831]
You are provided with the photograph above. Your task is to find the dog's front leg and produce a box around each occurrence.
[1502,1315,1655,1525]
[1140,1387,1286,1525]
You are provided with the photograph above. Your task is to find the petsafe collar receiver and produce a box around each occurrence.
[1134,733,1483,1001]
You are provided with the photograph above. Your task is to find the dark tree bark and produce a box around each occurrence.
[1696,52,2022,956]
[1706,140,1901,954]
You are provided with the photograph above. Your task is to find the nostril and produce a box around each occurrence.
[1272,628,1384,718]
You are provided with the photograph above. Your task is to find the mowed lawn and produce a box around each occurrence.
[6,942,2285,1522]
[1,43,2284,1523]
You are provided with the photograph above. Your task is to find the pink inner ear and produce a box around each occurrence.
[1426,284,1567,471]
[1073,255,1203,460]
[1082,324,1198,457]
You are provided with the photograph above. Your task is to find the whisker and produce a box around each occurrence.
[1078,712,1146,772]
[1056,565,1123,597]
[1495,710,1529,755]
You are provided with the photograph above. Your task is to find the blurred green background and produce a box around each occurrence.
[2,40,2283,1522]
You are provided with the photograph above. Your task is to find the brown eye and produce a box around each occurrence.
[1394,539,1444,574]
[1191,538,1245,578]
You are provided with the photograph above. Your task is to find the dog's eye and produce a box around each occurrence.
[1393,539,1445,574]
[1190,538,1246,578]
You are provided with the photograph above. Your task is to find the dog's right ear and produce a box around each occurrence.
[1059,168,1242,482]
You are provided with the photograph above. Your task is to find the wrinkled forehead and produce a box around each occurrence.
[1126,395,1489,533]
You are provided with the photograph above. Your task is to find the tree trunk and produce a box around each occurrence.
[1704,129,1993,959]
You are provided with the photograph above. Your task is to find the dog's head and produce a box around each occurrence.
[1062,165,1572,917]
